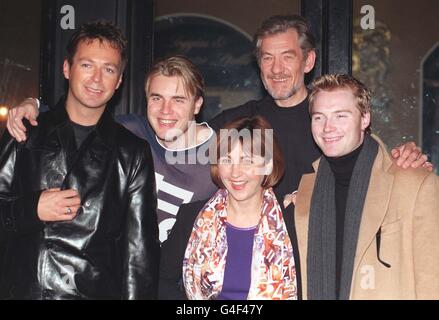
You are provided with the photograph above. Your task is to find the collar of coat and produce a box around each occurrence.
[38,97,118,151]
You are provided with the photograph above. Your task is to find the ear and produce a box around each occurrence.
[115,74,123,90]
[63,59,70,80]
[361,112,371,131]
[304,50,316,74]
[193,96,204,115]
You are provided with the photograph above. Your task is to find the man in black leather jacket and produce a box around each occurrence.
[0,21,159,299]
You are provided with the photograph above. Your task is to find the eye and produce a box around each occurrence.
[81,63,92,68]
[149,96,161,102]
[219,157,232,165]
[175,98,185,104]
[336,114,348,119]
[242,157,254,165]
[312,115,322,121]
[261,55,273,63]
[105,67,116,74]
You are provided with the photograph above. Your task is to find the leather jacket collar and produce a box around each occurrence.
[43,97,118,151]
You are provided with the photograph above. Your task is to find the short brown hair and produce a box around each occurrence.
[254,15,316,62]
[145,56,204,99]
[210,116,285,189]
[309,73,372,134]
[66,20,128,71]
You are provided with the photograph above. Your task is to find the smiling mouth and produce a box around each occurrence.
[230,181,246,190]
[85,87,104,94]
[270,78,289,83]
[323,136,342,143]
[158,119,178,126]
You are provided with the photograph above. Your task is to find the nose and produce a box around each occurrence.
[323,119,335,133]
[231,163,242,178]
[160,100,172,115]
[271,56,283,74]
[92,68,102,83]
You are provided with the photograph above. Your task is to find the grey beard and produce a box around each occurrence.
[266,84,301,102]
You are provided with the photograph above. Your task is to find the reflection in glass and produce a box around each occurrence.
[422,45,439,174]
[0,0,41,136]
[155,15,263,122]
[353,0,439,172]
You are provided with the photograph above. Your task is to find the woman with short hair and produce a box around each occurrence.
[180,115,297,300]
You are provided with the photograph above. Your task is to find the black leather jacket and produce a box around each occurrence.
[0,101,159,299]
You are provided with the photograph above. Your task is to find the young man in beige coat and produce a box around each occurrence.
[295,74,439,300]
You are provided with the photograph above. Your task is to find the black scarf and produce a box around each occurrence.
[307,135,379,300]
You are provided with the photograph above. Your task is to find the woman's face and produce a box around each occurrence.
[218,142,266,205]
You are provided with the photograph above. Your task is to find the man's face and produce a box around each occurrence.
[259,29,315,107]
[311,88,370,157]
[146,75,203,147]
[63,39,122,112]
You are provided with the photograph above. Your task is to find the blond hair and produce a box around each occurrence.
[145,56,204,99]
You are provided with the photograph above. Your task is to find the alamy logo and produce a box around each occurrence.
[164,122,274,176]
[360,265,375,290]
[60,5,75,30]
[360,5,375,30]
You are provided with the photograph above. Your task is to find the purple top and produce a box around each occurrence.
[217,222,256,300]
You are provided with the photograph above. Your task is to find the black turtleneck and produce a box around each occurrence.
[70,121,95,149]
[325,142,364,299]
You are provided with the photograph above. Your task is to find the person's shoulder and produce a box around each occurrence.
[224,98,263,116]
[371,135,438,197]
[115,113,147,126]
[115,113,150,142]
[114,121,152,151]
[35,106,57,124]
[226,96,274,118]
[208,97,266,129]
[25,107,59,138]
[195,122,214,146]
[395,165,436,180]
[389,164,437,193]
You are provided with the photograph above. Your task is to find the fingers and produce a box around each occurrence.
[58,189,80,199]
[63,196,81,208]
[7,109,28,142]
[55,189,81,216]
[283,195,292,208]
[291,190,298,206]
[393,142,430,170]
[283,191,298,208]
[29,118,38,126]
[399,146,422,168]
[43,205,80,222]
[57,196,81,216]
[60,205,81,221]
[410,154,428,169]
[37,188,81,222]
[6,100,39,142]
[393,142,418,168]
[395,147,411,167]
[422,161,434,172]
